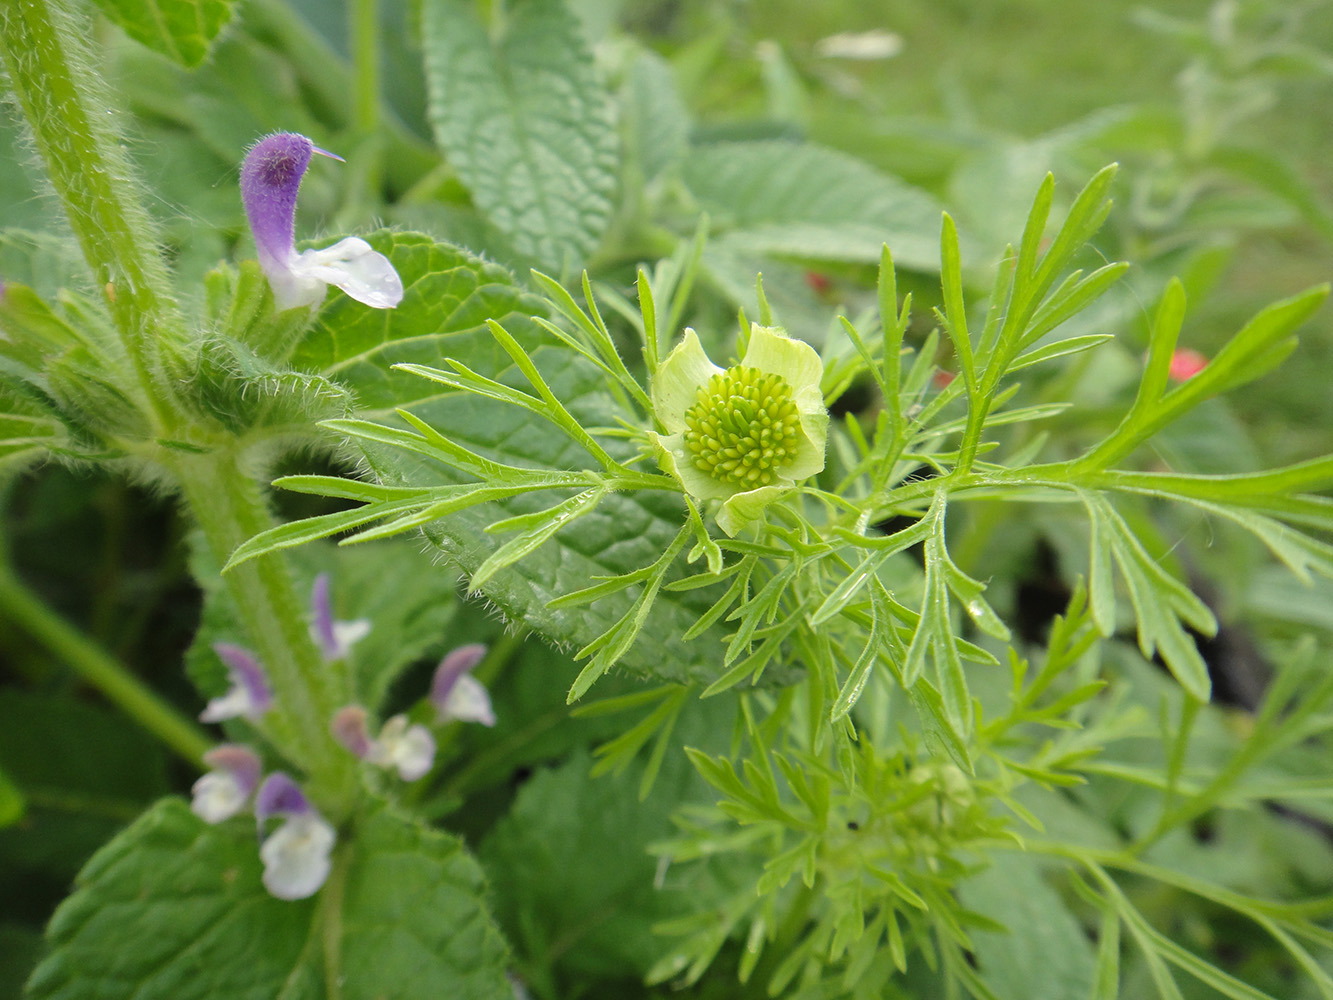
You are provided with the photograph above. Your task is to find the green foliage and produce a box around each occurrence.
[26,799,512,1000]
[88,0,237,68]
[5,1,1333,999]
[420,0,619,274]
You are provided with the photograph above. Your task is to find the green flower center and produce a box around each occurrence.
[682,366,802,487]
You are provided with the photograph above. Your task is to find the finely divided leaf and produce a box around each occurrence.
[421,0,618,273]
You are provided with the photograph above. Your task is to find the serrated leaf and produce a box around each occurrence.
[25,799,510,1000]
[89,0,237,68]
[292,232,543,417]
[421,0,618,273]
[682,141,948,272]
[480,737,730,981]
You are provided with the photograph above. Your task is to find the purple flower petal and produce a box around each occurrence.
[240,133,313,281]
[308,574,370,662]
[200,644,272,722]
[255,771,313,826]
[310,573,337,659]
[429,643,488,707]
[240,132,403,311]
[202,744,262,793]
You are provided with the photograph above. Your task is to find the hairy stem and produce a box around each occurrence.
[171,448,358,814]
[0,0,183,420]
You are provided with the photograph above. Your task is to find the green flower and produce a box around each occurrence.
[650,324,828,536]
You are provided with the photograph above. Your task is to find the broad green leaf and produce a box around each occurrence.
[480,743,730,981]
[90,0,237,68]
[0,691,169,886]
[957,857,1097,1000]
[25,799,511,1000]
[292,232,542,417]
[682,141,947,272]
[421,0,618,273]
[621,47,690,186]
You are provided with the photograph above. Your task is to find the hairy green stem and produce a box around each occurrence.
[170,449,358,814]
[0,0,182,420]
[0,561,213,767]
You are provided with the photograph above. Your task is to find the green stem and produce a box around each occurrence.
[170,448,358,816]
[0,0,182,420]
[0,562,212,767]
[350,0,380,136]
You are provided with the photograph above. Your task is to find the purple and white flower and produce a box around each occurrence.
[309,573,371,663]
[255,772,336,900]
[240,132,403,311]
[190,744,262,824]
[331,705,436,781]
[430,644,496,727]
[200,644,273,723]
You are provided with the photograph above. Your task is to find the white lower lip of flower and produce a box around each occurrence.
[190,772,249,824]
[439,674,497,727]
[366,716,437,781]
[260,813,336,900]
[263,237,404,311]
[199,687,258,723]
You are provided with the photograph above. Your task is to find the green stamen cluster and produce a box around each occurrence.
[683,366,801,486]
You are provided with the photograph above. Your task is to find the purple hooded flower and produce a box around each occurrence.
[430,643,496,727]
[200,644,273,723]
[309,573,371,663]
[240,132,403,311]
[190,744,262,824]
[331,705,435,781]
[255,773,336,900]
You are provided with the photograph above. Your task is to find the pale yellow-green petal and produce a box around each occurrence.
[650,431,735,502]
[782,410,829,482]
[716,484,790,537]
[740,324,823,395]
[651,329,722,434]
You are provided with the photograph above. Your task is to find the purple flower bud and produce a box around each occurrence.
[255,773,335,901]
[331,705,374,758]
[200,644,273,722]
[309,573,370,663]
[430,644,496,727]
[190,744,262,824]
[240,132,403,311]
